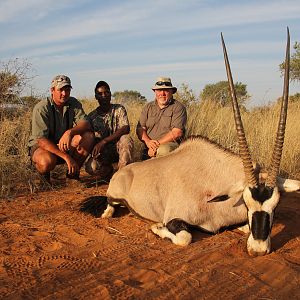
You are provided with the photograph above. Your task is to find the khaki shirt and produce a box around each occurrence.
[28,97,88,148]
[138,98,187,140]
[88,104,130,140]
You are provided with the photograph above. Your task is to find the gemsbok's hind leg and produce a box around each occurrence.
[101,197,120,218]
[101,204,115,218]
[151,219,192,246]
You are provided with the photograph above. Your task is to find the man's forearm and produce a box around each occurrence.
[69,120,92,136]
[103,126,130,144]
[136,126,151,143]
[158,128,183,145]
[37,138,69,161]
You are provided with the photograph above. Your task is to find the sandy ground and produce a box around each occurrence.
[0,174,300,300]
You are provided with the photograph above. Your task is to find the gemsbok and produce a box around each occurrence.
[102,28,300,256]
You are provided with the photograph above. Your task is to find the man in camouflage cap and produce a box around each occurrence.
[28,75,94,184]
[85,80,133,180]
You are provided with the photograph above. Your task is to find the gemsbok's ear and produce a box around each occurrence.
[208,180,246,203]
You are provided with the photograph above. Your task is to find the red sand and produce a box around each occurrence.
[1,182,299,299]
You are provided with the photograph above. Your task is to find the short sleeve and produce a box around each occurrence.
[139,103,150,128]
[115,105,130,128]
[170,101,187,130]
[31,101,50,140]
[72,100,88,125]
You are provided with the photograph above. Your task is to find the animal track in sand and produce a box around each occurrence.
[28,230,51,237]
[36,241,63,252]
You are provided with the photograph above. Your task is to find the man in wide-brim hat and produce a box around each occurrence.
[136,76,187,159]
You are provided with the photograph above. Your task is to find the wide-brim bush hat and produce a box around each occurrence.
[152,77,177,93]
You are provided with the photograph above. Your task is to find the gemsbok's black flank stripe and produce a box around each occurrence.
[251,211,270,241]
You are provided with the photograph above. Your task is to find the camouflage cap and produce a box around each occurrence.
[51,75,72,89]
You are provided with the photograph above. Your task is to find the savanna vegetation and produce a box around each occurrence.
[280,41,300,82]
[0,58,35,105]
[1,48,300,198]
[2,91,300,198]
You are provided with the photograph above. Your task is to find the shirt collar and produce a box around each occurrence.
[49,96,71,107]
[154,97,174,109]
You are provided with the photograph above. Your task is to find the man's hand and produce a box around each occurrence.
[145,139,160,158]
[145,139,160,152]
[65,155,80,176]
[92,140,107,158]
[148,148,157,157]
[58,130,73,152]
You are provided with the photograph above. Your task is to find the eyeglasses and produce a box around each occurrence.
[155,81,172,87]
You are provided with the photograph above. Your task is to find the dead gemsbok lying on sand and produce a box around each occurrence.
[102,28,300,256]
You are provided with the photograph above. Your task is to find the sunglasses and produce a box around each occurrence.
[155,81,172,87]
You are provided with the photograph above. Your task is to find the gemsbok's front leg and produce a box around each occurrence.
[151,219,192,246]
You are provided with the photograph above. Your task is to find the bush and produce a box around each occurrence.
[0,58,35,105]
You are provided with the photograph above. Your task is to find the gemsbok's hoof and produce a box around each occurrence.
[151,223,192,246]
[101,204,115,219]
[151,223,164,234]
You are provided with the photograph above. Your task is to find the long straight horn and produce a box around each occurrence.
[266,27,290,188]
[221,33,258,188]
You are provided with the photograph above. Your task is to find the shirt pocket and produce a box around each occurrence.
[146,116,157,129]
[160,111,173,131]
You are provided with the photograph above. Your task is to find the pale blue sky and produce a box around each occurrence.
[1,0,299,106]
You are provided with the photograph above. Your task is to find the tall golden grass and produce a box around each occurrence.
[1,98,300,198]
[187,100,300,179]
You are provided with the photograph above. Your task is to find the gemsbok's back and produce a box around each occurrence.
[102,28,300,256]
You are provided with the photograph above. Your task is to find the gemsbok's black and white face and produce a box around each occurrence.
[222,28,290,256]
[242,185,280,256]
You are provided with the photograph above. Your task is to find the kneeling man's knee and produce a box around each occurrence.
[156,142,178,158]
